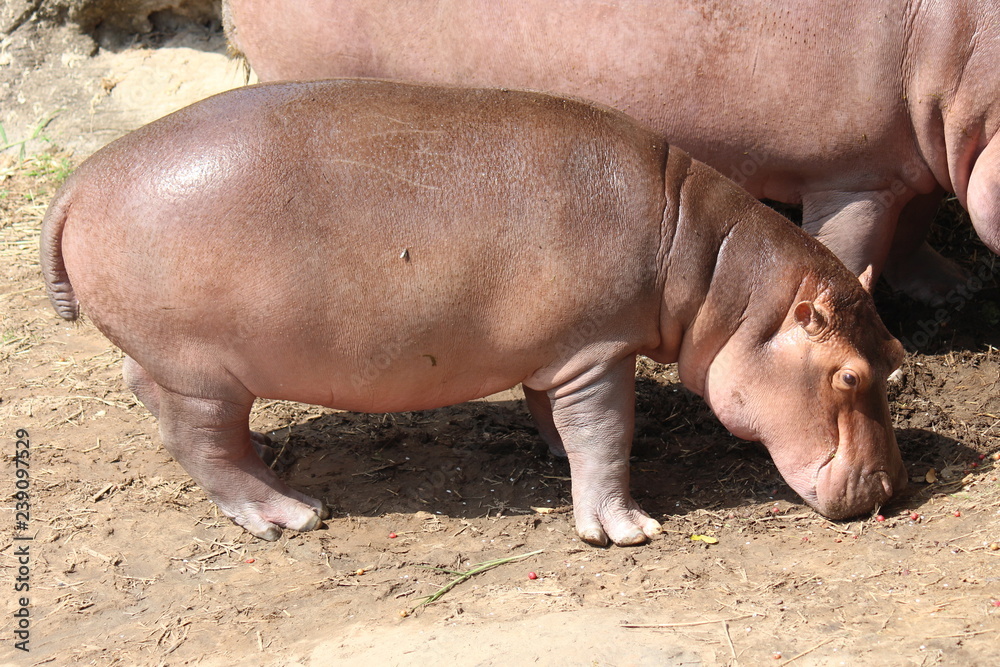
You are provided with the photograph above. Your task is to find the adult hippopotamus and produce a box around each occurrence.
[41,80,906,546]
[223,0,1000,304]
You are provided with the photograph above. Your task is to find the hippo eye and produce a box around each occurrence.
[838,370,858,388]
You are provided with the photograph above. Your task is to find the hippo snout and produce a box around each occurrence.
[812,462,908,520]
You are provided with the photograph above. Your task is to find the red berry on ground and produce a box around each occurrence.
[388,532,397,539]
[875,514,886,522]
[992,600,1000,608]
[909,512,920,521]
[954,510,962,517]
[245,558,255,564]
[528,572,538,580]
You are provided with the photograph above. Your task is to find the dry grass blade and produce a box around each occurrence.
[622,613,756,629]
[777,637,835,666]
[406,549,544,613]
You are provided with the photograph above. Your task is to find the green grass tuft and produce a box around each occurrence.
[1,110,67,182]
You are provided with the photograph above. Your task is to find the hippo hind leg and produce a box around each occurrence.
[125,357,328,540]
[124,356,277,464]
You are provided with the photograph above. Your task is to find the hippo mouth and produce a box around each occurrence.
[809,457,897,520]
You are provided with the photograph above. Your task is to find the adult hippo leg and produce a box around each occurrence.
[967,138,1000,255]
[802,190,904,286]
[123,355,161,416]
[540,355,661,547]
[124,355,277,464]
[523,385,566,457]
[883,190,969,305]
[154,378,328,540]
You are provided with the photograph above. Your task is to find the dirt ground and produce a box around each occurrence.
[2,19,999,667]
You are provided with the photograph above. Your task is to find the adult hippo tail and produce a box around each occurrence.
[223,0,1000,305]
[40,80,906,546]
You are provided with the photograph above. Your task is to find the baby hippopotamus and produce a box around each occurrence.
[41,80,906,546]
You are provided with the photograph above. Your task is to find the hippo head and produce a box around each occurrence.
[702,273,906,519]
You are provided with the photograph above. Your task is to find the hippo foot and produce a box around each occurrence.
[574,496,662,547]
[210,470,331,541]
[131,366,328,540]
[884,243,970,307]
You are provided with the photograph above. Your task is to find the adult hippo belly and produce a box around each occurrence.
[223,0,1000,304]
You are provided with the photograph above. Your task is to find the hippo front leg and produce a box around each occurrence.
[883,190,969,306]
[523,385,566,456]
[138,367,328,540]
[801,190,904,283]
[803,189,968,304]
[538,355,661,547]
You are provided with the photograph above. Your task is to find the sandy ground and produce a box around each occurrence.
[1,21,251,159]
[1,22,999,667]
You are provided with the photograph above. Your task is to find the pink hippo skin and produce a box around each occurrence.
[223,0,1000,304]
[41,81,906,546]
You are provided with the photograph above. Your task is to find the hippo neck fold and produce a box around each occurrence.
[645,148,831,398]
[906,0,1000,200]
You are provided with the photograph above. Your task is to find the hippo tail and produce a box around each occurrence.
[39,182,79,321]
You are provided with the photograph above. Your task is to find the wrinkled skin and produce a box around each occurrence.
[224,0,1000,304]
[41,81,906,546]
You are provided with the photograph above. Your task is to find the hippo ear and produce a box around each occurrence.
[858,265,875,293]
[967,139,1000,254]
[794,300,827,337]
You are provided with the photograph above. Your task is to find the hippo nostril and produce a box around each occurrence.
[869,470,893,500]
